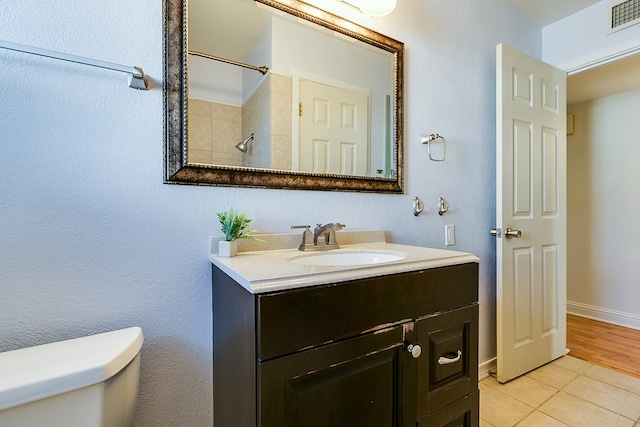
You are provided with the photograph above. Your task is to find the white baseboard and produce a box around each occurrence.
[478,357,497,380]
[477,302,640,382]
[567,301,640,331]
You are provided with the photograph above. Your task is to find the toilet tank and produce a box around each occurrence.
[0,327,143,427]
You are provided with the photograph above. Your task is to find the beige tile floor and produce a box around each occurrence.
[480,355,640,427]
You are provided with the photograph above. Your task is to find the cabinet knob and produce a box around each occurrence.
[406,344,422,359]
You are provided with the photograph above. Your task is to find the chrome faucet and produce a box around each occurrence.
[314,223,344,246]
[291,223,346,251]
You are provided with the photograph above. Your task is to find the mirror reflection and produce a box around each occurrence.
[164,0,403,192]
[187,0,396,178]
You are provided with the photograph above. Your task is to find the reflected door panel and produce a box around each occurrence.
[299,79,369,175]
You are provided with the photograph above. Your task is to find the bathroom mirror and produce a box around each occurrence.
[164,0,404,192]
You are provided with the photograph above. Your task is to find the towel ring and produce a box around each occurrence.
[421,133,446,162]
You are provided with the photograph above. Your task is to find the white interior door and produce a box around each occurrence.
[495,43,567,383]
[299,80,369,175]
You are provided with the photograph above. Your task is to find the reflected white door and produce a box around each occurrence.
[299,80,369,176]
[495,43,567,383]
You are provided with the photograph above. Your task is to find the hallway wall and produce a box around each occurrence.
[567,88,640,328]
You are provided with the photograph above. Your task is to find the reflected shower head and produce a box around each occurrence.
[235,133,254,153]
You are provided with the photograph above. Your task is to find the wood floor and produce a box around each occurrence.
[566,313,640,379]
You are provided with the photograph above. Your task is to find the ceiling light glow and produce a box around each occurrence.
[358,0,396,17]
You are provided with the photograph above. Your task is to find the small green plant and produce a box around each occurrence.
[216,207,263,242]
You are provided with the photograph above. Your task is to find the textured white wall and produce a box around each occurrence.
[542,0,640,68]
[567,89,640,327]
[0,0,539,425]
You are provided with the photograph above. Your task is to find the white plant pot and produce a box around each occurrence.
[219,240,238,257]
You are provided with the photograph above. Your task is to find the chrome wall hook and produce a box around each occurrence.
[413,196,424,216]
[421,133,446,161]
[437,197,449,216]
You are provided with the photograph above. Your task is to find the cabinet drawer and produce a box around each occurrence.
[417,390,479,427]
[257,263,478,360]
[416,304,478,417]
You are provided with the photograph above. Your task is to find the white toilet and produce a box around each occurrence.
[0,327,143,427]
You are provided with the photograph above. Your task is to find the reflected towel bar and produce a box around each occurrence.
[0,39,148,90]
[189,50,269,75]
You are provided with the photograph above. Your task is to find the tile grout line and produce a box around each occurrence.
[481,356,640,426]
[581,370,640,397]
[558,374,640,423]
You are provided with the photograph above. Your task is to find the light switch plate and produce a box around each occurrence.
[445,224,455,246]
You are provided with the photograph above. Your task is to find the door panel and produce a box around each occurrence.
[542,127,559,215]
[512,119,532,216]
[299,79,369,175]
[496,43,567,383]
[512,247,533,346]
[542,244,560,335]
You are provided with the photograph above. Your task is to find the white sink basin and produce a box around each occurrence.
[288,251,406,266]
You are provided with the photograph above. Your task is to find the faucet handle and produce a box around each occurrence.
[291,225,311,230]
[292,225,313,251]
[327,224,345,246]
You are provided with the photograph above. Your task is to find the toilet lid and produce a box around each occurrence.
[0,326,143,411]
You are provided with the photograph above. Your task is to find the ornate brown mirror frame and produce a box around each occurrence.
[164,0,404,192]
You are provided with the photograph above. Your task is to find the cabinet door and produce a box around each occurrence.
[259,324,415,427]
[416,305,478,418]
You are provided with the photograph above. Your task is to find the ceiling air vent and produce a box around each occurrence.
[608,0,640,33]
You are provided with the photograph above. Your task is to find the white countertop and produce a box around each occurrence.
[209,230,479,294]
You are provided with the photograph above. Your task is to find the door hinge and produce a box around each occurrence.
[299,102,302,117]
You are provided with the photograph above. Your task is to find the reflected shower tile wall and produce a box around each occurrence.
[188,73,292,170]
[270,73,292,171]
[212,103,242,166]
[187,99,213,163]
[242,78,268,169]
[187,98,242,166]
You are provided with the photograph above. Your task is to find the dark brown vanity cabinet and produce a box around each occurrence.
[416,305,479,426]
[212,262,479,427]
[260,323,413,427]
